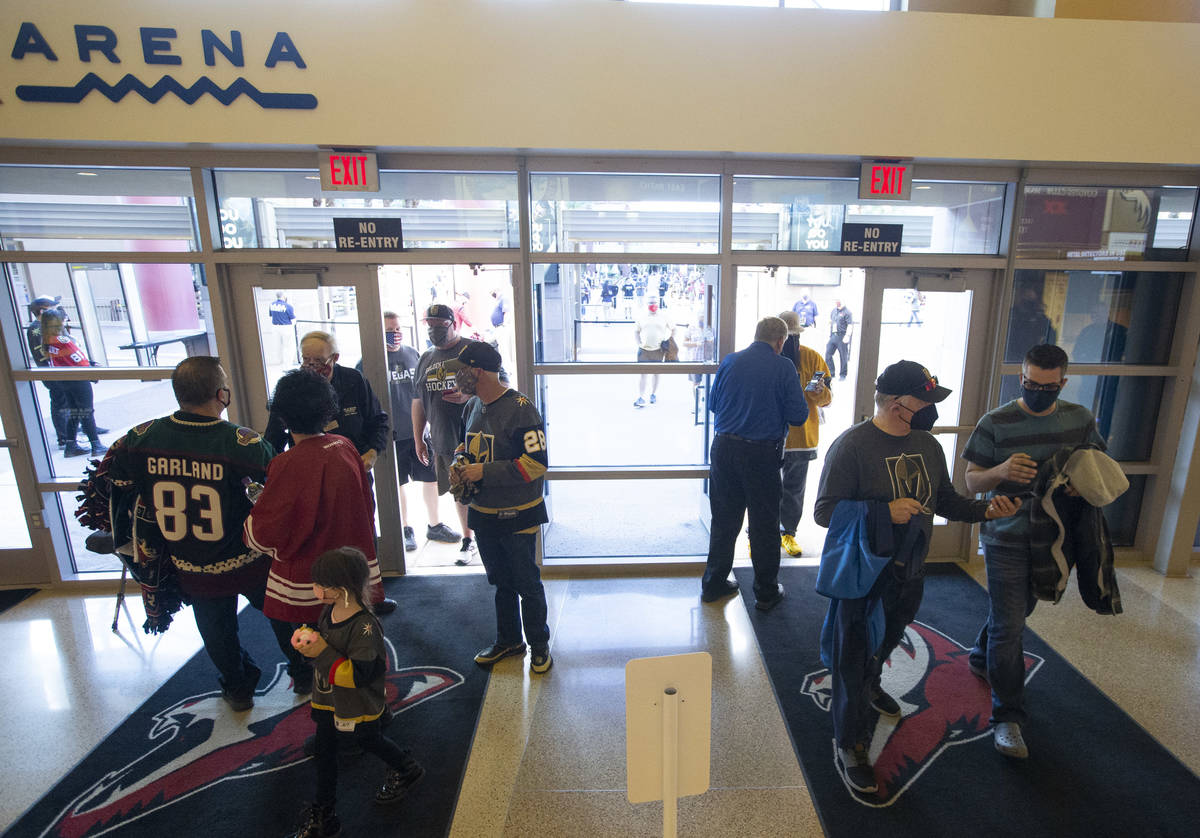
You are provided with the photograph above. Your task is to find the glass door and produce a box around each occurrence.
[853,268,997,558]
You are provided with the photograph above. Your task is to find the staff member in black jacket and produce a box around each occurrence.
[264,330,395,613]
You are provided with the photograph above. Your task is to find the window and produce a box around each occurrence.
[529,173,721,253]
[0,166,198,252]
[732,177,1006,254]
[213,170,519,249]
[1016,185,1197,261]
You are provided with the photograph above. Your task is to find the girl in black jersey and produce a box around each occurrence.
[285,548,424,838]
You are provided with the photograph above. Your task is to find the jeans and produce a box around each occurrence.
[313,710,418,807]
[190,586,305,696]
[702,434,783,601]
[830,564,925,747]
[969,543,1038,725]
[474,529,550,648]
[825,335,850,378]
[779,451,813,535]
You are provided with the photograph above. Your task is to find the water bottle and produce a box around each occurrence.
[242,476,264,504]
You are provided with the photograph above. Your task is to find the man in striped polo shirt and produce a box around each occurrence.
[963,343,1105,760]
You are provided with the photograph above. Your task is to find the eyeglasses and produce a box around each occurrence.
[301,356,332,366]
[1021,376,1062,393]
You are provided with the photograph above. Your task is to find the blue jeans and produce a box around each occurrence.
[474,529,550,649]
[969,544,1038,725]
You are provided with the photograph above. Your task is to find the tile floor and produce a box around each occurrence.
[2,559,1197,837]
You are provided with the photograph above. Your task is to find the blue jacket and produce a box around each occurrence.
[817,501,892,666]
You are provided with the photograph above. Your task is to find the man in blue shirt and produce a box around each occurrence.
[701,316,809,610]
[267,291,298,365]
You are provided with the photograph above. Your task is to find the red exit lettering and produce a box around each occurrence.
[329,154,367,186]
[870,165,907,196]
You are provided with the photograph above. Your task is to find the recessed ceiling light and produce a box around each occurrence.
[305,176,320,180]
[914,185,932,190]
[77,171,98,176]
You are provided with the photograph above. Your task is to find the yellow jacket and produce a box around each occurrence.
[785,345,832,451]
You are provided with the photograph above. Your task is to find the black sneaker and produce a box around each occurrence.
[64,442,88,458]
[221,664,261,712]
[285,802,341,838]
[530,646,553,674]
[870,688,901,717]
[455,536,476,566]
[375,761,426,804]
[837,744,878,794]
[90,441,108,456]
[474,641,526,666]
[373,598,397,615]
[426,522,461,543]
[403,526,418,552]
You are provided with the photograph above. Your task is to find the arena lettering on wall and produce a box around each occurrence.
[8,21,317,109]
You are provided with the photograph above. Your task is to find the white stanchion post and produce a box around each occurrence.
[661,687,679,838]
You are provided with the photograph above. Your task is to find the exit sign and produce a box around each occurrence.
[319,149,380,192]
[859,160,913,201]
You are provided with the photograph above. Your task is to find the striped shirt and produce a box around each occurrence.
[963,399,1104,547]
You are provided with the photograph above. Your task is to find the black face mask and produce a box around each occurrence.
[1022,387,1059,413]
[900,401,938,431]
[428,325,451,346]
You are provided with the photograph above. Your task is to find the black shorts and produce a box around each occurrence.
[394,437,437,485]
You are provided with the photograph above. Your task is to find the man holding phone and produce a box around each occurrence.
[963,343,1105,760]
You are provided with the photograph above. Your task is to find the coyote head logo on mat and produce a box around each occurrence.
[38,658,463,837]
[800,621,1042,806]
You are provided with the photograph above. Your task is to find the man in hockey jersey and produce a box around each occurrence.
[107,356,305,710]
[449,341,553,674]
[412,304,482,563]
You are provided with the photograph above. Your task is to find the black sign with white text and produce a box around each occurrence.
[840,222,902,256]
[332,218,404,252]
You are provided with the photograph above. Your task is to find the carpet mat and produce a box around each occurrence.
[5,575,495,838]
[0,588,37,616]
[734,564,1200,837]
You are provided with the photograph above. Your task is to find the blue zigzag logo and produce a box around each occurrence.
[16,73,317,109]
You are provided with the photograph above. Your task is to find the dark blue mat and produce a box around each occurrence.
[5,575,495,838]
[735,564,1200,837]
[0,588,37,616]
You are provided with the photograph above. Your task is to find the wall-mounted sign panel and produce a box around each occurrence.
[840,222,902,255]
[332,217,403,252]
[319,150,379,192]
[859,161,913,200]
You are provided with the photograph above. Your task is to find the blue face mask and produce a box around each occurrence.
[1022,386,1059,413]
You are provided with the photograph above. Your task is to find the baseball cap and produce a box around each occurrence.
[778,310,802,335]
[421,303,455,322]
[29,295,61,313]
[456,341,502,373]
[876,360,951,403]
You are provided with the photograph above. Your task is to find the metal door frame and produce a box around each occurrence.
[854,267,1000,559]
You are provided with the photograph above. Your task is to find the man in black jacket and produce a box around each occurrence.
[264,330,396,613]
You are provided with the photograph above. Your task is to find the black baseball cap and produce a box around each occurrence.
[456,341,502,373]
[420,304,455,322]
[876,360,951,403]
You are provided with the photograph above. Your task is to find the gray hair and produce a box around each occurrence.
[754,316,788,344]
[300,330,338,354]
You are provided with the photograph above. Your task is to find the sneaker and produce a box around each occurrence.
[754,583,785,612]
[700,579,739,602]
[426,522,461,543]
[455,536,476,566]
[633,397,646,408]
[221,688,254,712]
[64,442,88,458]
[837,744,878,794]
[90,441,108,456]
[530,647,553,674]
[780,533,802,557]
[403,526,418,552]
[870,687,901,717]
[649,394,657,404]
[474,641,526,666]
[285,802,341,838]
[993,722,1029,759]
[375,761,426,804]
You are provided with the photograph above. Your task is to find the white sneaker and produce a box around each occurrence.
[993,722,1029,758]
